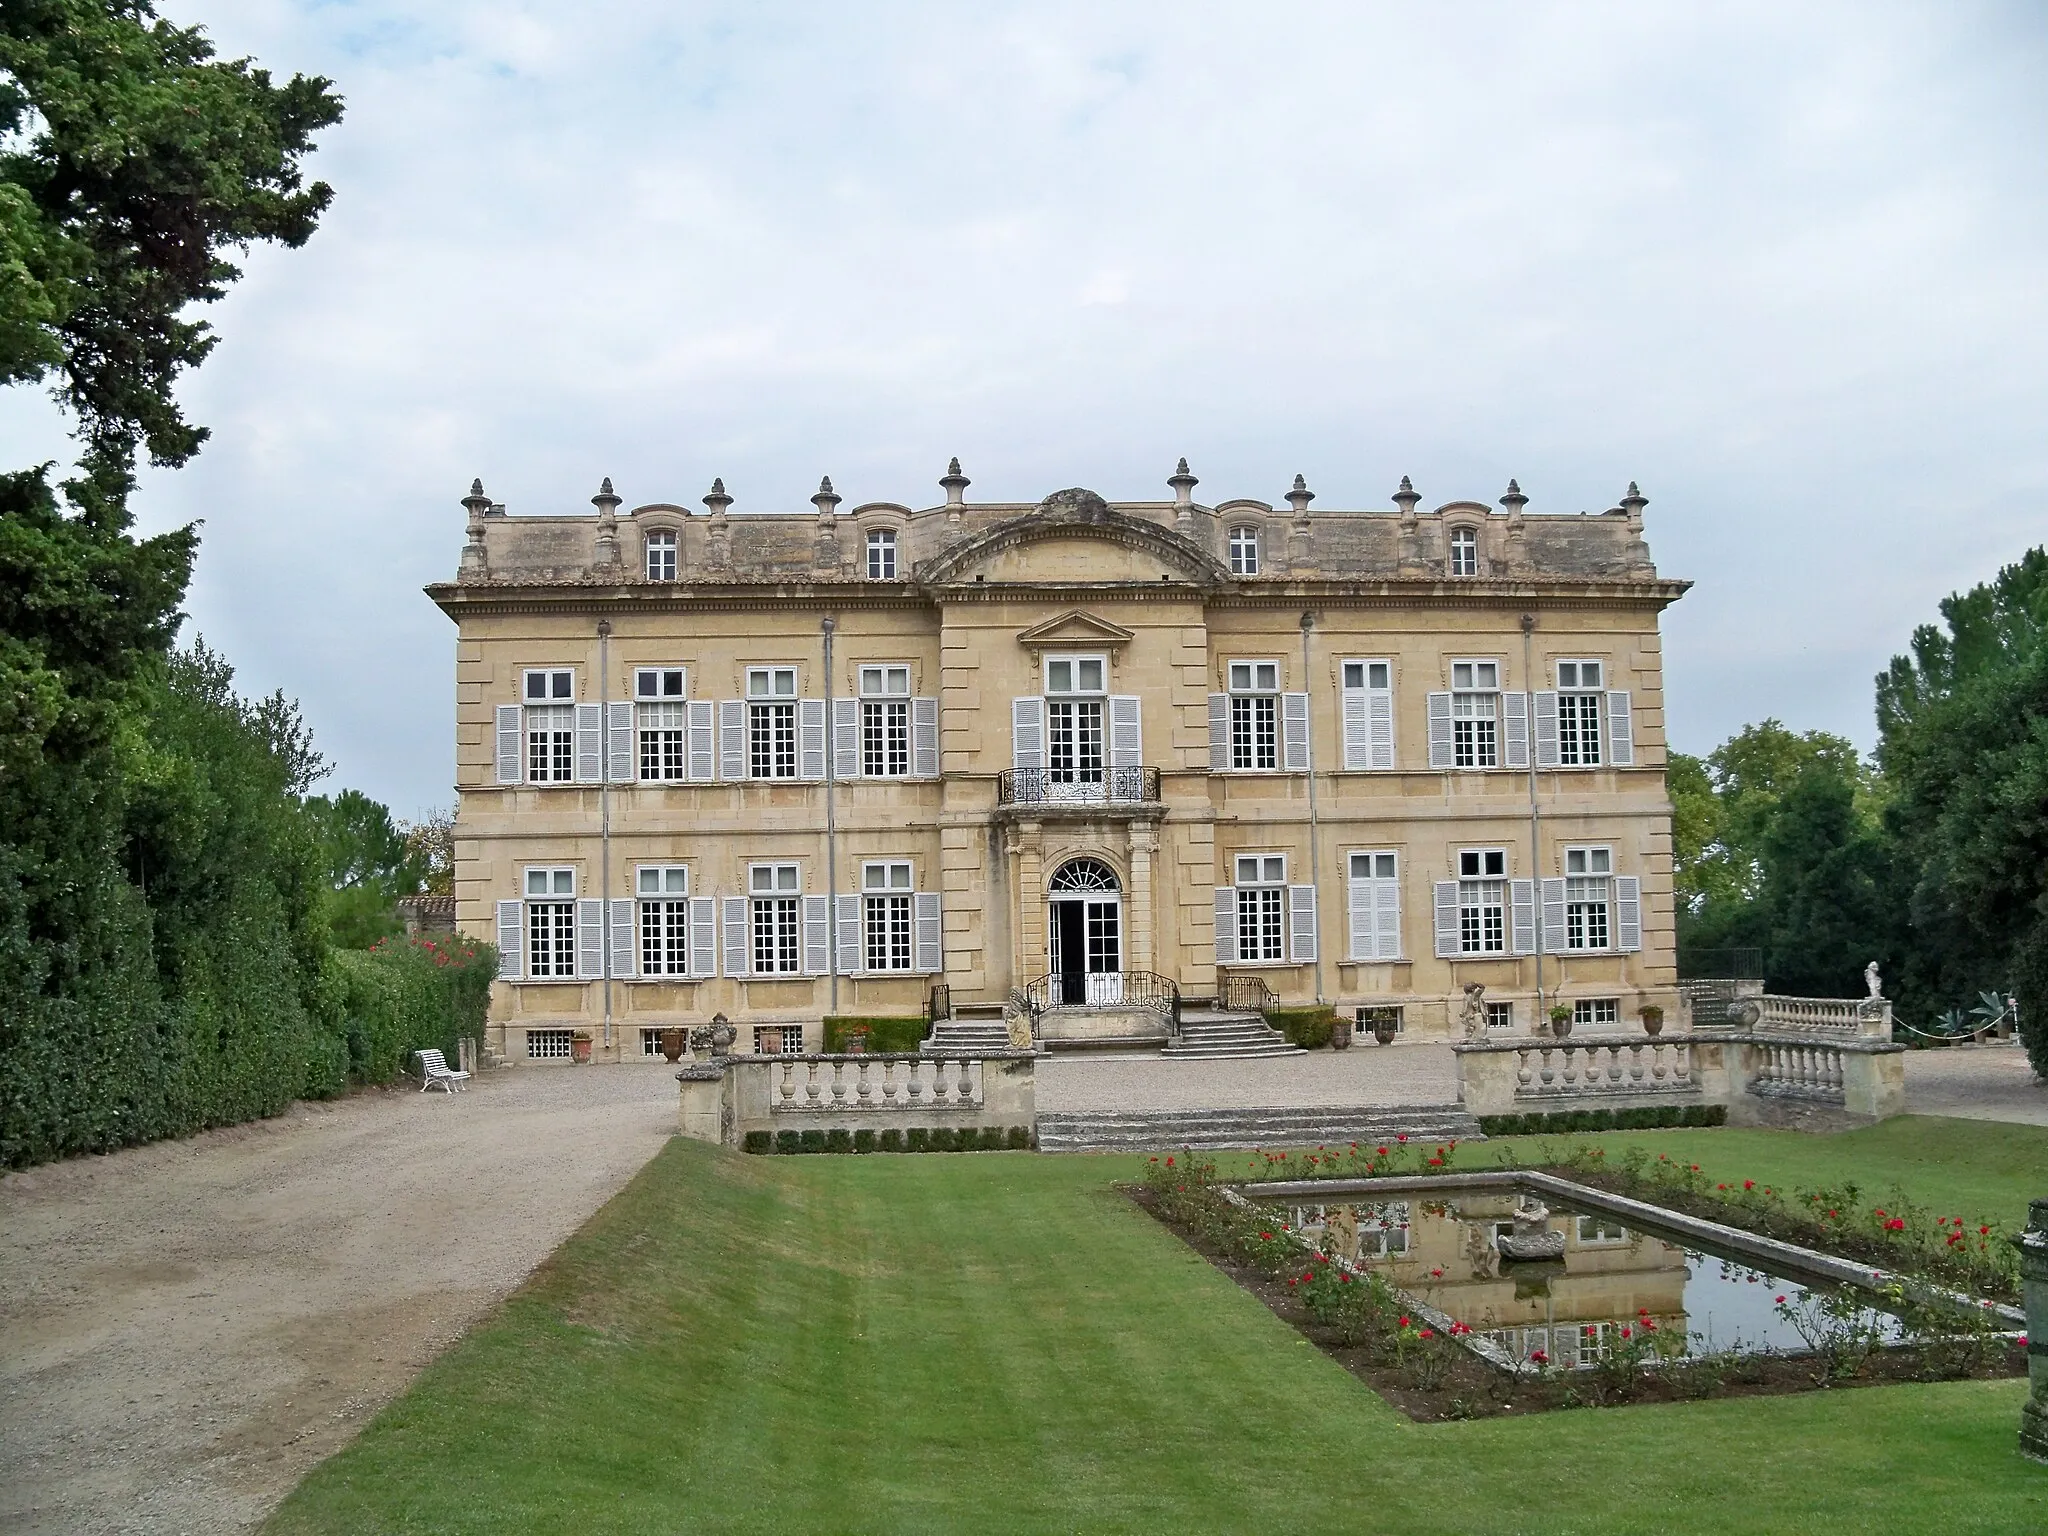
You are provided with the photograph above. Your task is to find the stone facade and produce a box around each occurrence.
[429,463,1689,1065]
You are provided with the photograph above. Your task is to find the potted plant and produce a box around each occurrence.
[846,1025,870,1055]
[659,1026,686,1063]
[1639,1004,1665,1038]
[1361,1007,1400,1046]
[570,1028,594,1064]
[1547,1004,1574,1040]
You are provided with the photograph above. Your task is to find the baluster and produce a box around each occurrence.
[831,1060,849,1107]
[1647,1042,1667,1085]
[1537,1046,1557,1089]
[779,1059,796,1104]
[907,1061,927,1104]
[881,1059,899,1107]
[1673,1043,1692,1087]
[1515,1049,1535,1093]
[856,1059,873,1106]
[1607,1045,1626,1087]
[1624,1043,1644,1086]
[968,1060,983,1105]
[804,1061,823,1106]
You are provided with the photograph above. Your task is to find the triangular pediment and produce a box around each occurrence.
[1015,610,1137,653]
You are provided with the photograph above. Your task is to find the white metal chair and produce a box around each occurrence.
[415,1048,471,1093]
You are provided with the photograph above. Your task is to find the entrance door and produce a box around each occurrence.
[1046,858,1122,1005]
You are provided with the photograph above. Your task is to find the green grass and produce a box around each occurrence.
[268,1122,2048,1534]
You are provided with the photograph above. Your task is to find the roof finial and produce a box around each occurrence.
[703,477,732,518]
[812,476,842,516]
[1500,478,1527,525]
[939,456,970,509]
[1619,481,1648,530]
[592,476,621,518]
[1167,457,1199,508]
[1393,475,1420,528]
[1286,473,1315,516]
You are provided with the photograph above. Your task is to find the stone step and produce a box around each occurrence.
[1162,1011,1302,1060]
[921,1020,1017,1055]
[1036,1104,1482,1153]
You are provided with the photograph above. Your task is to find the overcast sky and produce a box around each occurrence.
[8,1,2045,819]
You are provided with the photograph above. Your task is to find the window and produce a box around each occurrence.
[526,1028,573,1060]
[1565,846,1613,951]
[1228,661,1280,770]
[1451,660,1499,769]
[747,667,799,779]
[1457,849,1508,954]
[1556,659,1605,766]
[1576,1214,1630,1246]
[1358,1005,1404,1039]
[1357,1201,1410,1258]
[862,861,915,972]
[1449,526,1479,577]
[637,865,690,976]
[1486,1001,1513,1031]
[523,669,575,783]
[635,668,688,781]
[639,1027,672,1057]
[1343,659,1390,691]
[1351,850,1396,882]
[866,528,897,580]
[1573,997,1620,1028]
[1046,656,1106,787]
[524,867,577,977]
[1228,526,1260,575]
[749,863,801,974]
[1348,850,1400,962]
[645,529,677,582]
[860,665,912,778]
[1234,854,1288,963]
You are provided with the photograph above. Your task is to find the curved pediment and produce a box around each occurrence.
[918,488,1227,587]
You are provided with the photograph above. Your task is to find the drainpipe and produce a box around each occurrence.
[1522,613,1544,1022]
[598,617,613,1053]
[823,616,839,1014]
[1301,612,1325,1006]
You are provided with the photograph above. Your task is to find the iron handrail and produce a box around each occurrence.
[1218,973,1279,1014]
[925,982,952,1029]
[995,766,1159,807]
[1020,969,1180,1029]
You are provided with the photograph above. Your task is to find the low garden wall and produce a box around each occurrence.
[677,1050,1038,1147]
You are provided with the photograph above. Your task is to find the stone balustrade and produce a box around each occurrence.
[1511,1039,1696,1098]
[1748,1039,1846,1103]
[770,1054,983,1112]
[1732,993,1892,1038]
[677,1050,1038,1147]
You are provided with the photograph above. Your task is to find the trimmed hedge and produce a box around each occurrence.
[1477,1104,1728,1137]
[329,934,495,1087]
[821,1015,929,1053]
[1265,1005,1338,1050]
[741,1124,1035,1153]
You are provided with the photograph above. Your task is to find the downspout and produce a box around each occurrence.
[1301,612,1325,1005]
[598,617,613,1053]
[1521,613,1544,1021]
[823,616,839,1014]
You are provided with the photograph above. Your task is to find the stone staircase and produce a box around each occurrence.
[1162,1008,1302,1060]
[1035,1103,1483,1154]
[922,1004,1016,1055]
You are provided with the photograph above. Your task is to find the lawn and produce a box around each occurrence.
[267,1118,2047,1534]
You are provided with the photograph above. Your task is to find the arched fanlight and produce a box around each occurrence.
[1048,858,1119,893]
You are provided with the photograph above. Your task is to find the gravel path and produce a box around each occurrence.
[0,1064,678,1536]
[1038,1042,1460,1112]
[1901,1043,2048,1125]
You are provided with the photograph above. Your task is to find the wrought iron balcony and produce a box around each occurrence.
[995,766,1159,807]
[1019,969,1180,1026]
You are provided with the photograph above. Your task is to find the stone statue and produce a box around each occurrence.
[1458,981,1488,1041]
[1865,961,1883,999]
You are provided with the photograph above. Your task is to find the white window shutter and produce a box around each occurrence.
[1607,692,1634,766]
[1615,876,1642,952]
[1347,877,1371,961]
[495,705,523,784]
[912,697,939,777]
[832,698,860,779]
[1109,695,1142,768]
[1012,696,1045,771]
[1369,686,1395,770]
[801,894,830,975]
[1535,691,1560,769]
[687,700,716,782]
[1509,879,1536,956]
[606,701,635,783]
[608,897,636,978]
[1209,693,1230,771]
[1433,881,1460,958]
[688,897,716,978]
[1540,877,1567,954]
[1502,692,1529,770]
[1288,884,1317,963]
[1281,692,1311,771]
[496,899,524,979]
[576,898,604,979]
[1213,887,1237,965]
[1373,879,1401,960]
[718,701,746,780]
[1341,688,1370,770]
[798,699,827,780]
[573,703,603,784]
[914,892,943,974]
[1427,693,1454,769]
[835,894,862,976]
[721,896,748,977]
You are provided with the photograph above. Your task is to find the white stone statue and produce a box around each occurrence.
[1458,981,1488,1041]
[1865,961,1883,999]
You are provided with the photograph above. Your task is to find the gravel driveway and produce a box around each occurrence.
[0,1064,678,1536]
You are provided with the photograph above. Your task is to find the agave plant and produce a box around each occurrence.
[1969,991,2012,1031]
[1933,1009,1971,1038]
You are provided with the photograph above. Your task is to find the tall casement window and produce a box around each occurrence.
[747,667,799,779]
[524,867,577,977]
[1556,660,1605,766]
[1347,850,1402,961]
[749,864,802,974]
[862,860,915,972]
[1234,854,1288,962]
[523,669,575,782]
[1563,846,1612,950]
[866,529,897,580]
[1228,661,1280,770]
[1228,525,1260,575]
[1450,660,1499,769]
[645,529,677,582]
[634,667,688,781]
[1456,848,1508,955]
[637,865,690,975]
[1045,655,1107,788]
[1340,658,1395,770]
[860,665,911,777]
[1449,526,1479,577]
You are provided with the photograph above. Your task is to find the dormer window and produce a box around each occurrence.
[1449,526,1479,577]
[645,529,677,582]
[867,529,897,580]
[1228,526,1260,576]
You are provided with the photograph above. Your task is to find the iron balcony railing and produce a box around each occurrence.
[1677,947,1764,981]
[996,766,1160,807]
[1218,973,1279,1015]
[1021,969,1180,1030]
[925,982,952,1029]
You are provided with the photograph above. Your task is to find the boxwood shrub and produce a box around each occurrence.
[825,1128,853,1153]
[906,1127,930,1152]
[1477,1104,1728,1137]
[742,1130,772,1155]
[853,1128,877,1153]
[1265,1005,1338,1050]
[878,1128,905,1153]
[821,1015,929,1053]
[775,1129,802,1154]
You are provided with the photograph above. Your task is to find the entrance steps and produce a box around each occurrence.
[1036,1104,1483,1154]
[922,1017,1017,1054]
[1163,1008,1302,1060]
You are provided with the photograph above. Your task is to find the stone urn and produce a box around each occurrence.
[659,1027,686,1063]
[1330,1015,1353,1051]
[1640,1005,1665,1038]
[570,1030,594,1064]
[1498,1199,1566,1262]
[1548,1008,1574,1040]
[1374,1019,1399,1046]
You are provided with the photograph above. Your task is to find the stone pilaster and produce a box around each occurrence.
[1128,822,1157,974]
[1013,823,1044,985]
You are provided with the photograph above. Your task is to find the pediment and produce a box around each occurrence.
[1015,610,1137,655]
[916,492,1227,587]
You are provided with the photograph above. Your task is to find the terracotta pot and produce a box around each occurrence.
[847,1034,869,1054]
[1640,1010,1664,1038]
[1330,1017,1353,1051]
[570,1033,593,1064]
[1373,1024,1398,1046]
[659,1027,685,1063]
